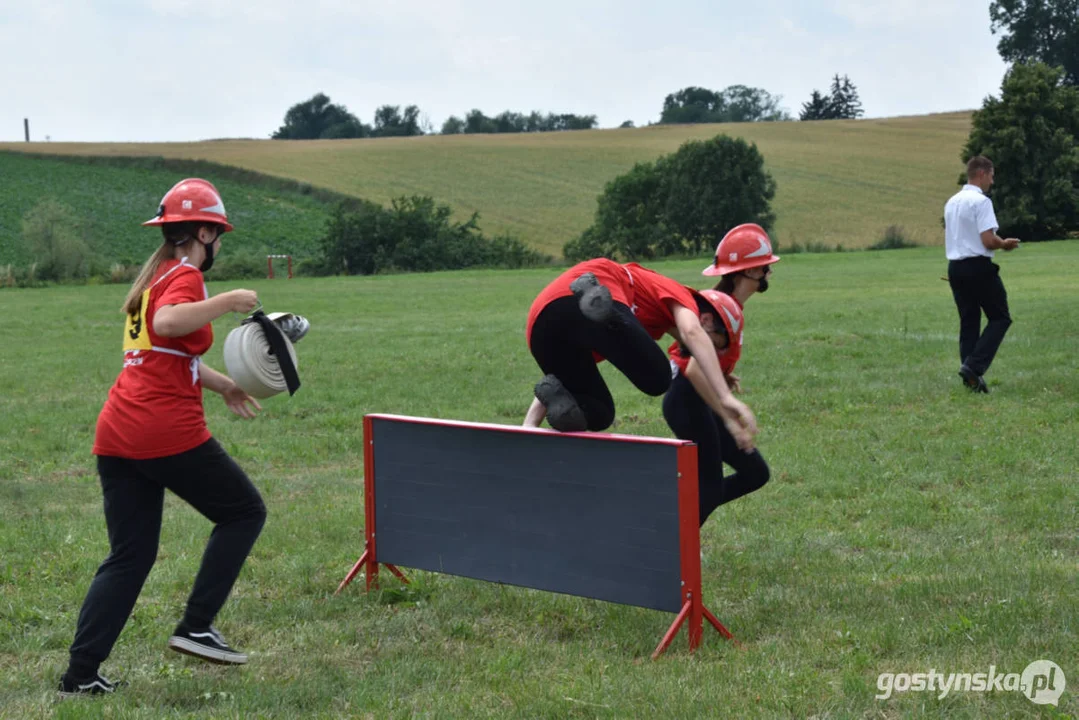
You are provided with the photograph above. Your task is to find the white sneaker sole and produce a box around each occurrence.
[168,636,248,665]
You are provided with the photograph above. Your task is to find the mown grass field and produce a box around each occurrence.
[0,151,333,267]
[1,242,1076,718]
[1,112,974,257]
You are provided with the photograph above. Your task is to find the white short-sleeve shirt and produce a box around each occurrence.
[944,184,998,260]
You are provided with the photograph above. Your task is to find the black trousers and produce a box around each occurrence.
[948,256,1012,376]
[67,437,266,677]
[530,296,671,431]
[663,373,770,526]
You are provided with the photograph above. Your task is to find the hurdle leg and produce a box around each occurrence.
[651,601,691,660]
[335,549,370,595]
[385,564,410,584]
[703,605,742,648]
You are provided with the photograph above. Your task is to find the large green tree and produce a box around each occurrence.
[662,136,776,253]
[565,135,776,260]
[963,62,1079,240]
[990,0,1079,85]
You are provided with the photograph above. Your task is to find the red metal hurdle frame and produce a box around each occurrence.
[266,254,293,279]
[335,414,739,659]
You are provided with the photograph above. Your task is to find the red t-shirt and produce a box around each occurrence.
[668,296,744,377]
[526,259,700,344]
[93,259,214,459]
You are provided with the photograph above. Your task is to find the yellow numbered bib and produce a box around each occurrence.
[123,289,152,352]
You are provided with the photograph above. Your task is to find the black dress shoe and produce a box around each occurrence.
[958,365,989,393]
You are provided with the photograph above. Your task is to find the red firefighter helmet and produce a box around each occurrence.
[142,178,233,232]
[696,289,744,344]
[702,223,779,276]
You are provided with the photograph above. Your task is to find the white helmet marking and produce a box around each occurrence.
[721,306,741,333]
[744,237,772,259]
[199,196,227,217]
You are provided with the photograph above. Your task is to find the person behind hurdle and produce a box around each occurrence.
[59,179,267,697]
[523,258,757,451]
[663,224,777,526]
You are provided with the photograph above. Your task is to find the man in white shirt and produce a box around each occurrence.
[944,156,1020,393]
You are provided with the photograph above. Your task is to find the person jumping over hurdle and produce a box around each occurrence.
[523,258,756,451]
[663,224,779,526]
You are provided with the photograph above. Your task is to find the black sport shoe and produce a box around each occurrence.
[57,672,122,698]
[534,374,588,432]
[958,365,989,394]
[570,272,614,323]
[168,625,248,665]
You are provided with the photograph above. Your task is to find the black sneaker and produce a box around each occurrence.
[57,672,122,698]
[570,272,614,323]
[958,365,989,393]
[168,625,248,665]
[534,375,588,432]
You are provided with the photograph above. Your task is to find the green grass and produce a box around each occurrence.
[0,151,334,267]
[1,243,1077,718]
[1,112,975,257]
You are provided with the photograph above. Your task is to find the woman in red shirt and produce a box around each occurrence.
[523,258,757,449]
[60,179,266,697]
[663,224,779,526]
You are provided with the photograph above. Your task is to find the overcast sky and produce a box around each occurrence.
[1,0,1009,143]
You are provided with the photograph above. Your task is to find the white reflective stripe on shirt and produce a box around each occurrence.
[150,257,197,289]
[149,346,201,385]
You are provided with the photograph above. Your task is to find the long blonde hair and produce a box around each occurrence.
[121,223,204,315]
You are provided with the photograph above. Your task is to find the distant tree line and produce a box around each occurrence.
[273,94,598,140]
[658,85,791,123]
[799,75,864,121]
[274,78,873,139]
[440,110,597,134]
[272,94,425,139]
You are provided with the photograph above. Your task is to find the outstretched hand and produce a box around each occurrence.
[222,383,262,419]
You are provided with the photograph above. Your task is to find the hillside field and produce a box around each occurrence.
[0,152,333,268]
[1,112,975,258]
[1,243,1076,717]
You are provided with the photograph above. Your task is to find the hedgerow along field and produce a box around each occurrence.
[2,243,1076,718]
[0,151,335,268]
[1,111,974,257]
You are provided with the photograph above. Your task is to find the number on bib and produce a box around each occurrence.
[123,289,152,352]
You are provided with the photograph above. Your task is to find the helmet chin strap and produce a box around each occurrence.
[742,270,768,293]
[197,237,216,273]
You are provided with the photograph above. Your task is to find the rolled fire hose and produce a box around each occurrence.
[223,311,302,398]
